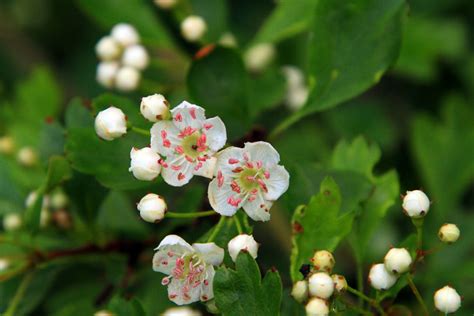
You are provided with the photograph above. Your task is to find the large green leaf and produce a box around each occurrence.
[214,252,282,316]
[290,177,355,281]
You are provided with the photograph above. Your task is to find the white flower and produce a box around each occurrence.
[438,223,460,243]
[0,258,9,271]
[94,106,127,141]
[3,213,22,231]
[0,136,14,154]
[17,146,38,167]
[95,36,121,61]
[331,274,348,293]
[384,248,412,274]
[181,16,207,42]
[368,263,398,290]
[154,0,178,10]
[227,234,259,262]
[151,101,226,186]
[291,280,308,303]
[115,66,141,92]
[308,272,334,299]
[244,43,275,72]
[402,190,430,218]
[129,147,162,181]
[111,23,140,47]
[96,61,120,88]
[153,235,224,305]
[140,94,171,122]
[305,297,329,316]
[311,250,335,273]
[434,286,461,313]
[137,193,167,223]
[122,45,149,70]
[208,142,289,222]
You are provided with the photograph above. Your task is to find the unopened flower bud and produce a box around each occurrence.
[51,190,68,210]
[140,94,171,122]
[154,0,177,10]
[305,297,329,316]
[129,147,161,181]
[181,16,207,42]
[26,191,50,210]
[163,307,201,316]
[402,190,430,218]
[291,280,308,303]
[434,286,461,313]
[384,248,412,274]
[40,208,50,228]
[244,43,275,72]
[0,136,14,154]
[219,32,237,48]
[228,234,259,262]
[94,311,115,316]
[94,106,127,141]
[438,223,460,244]
[96,61,119,88]
[137,193,167,223]
[308,272,334,299]
[3,213,22,231]
[111,23,139,47]
[17,147,38,167]
[122,45,149,70]
[95,36,121,61]
[115,66,141,92]
[368,263,398,290]
[311,250,335,273]
[331,274,347,293]
[0,258,9,271]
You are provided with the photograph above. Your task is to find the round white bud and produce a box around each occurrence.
[0,258,9,271]
[115,66,141,92]
[438,223,460,244]
[180,16,207,42]
[94,106,127,141]
[331,274,348,293]
[140,94,171,122]
[50,190,68,210]
[282,66,305,89]
[111,23,139,47]
[368,263,398,290]
[154,0,177,10]
[308,272,334,299]
[228,234,259,262]
[95,36,121,61]
[0,136,14,154]
[285,86,309,111]
[384,248,412,274]
[17,147,38,167]
[137,193,167,223]
[244,43,276,72]
[434,286,461,313]
[122,45,149,70]
[219,32,238,48]
[311,250,335,273]
[3,213,22,231]
[162,307,202,316]
[402,190,430,218]
[96,61,119,88]
[94,311,114,316]
[305,297,329,316]
[291,280,309,303]
[129,147,161,181]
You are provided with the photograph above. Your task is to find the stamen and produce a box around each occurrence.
[189,108,196,119]
[178,173,185,181]
[264,170,270,179]
[228,158,239,164]
[231,180,241,193]
[217,171,224,187]
[171,165,181,171]
[175,113,183,122]
[232,167,244,173]
[203,123,213,130]
[175,146,184,154]
[257,179,268,192]
[158,159,168,168]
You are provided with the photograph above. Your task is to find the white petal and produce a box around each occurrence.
[171,101,206,130]
[192,243,224,266]
[161,158,194,187]
[203,117,227,152]
[152,235,193,274]
[199,265,216,302]
[244,142,280,167]
[193,156,217,179]
[214,146,245,176]
[263,165,290,200]
[151,120,181,157]
[242,191,272,222]
[156,234,194,250]
[167,278,201,305]
[208,178,239,216]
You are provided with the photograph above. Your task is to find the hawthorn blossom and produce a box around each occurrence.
[151,101,226,186]
[208,142,289,221]
[153,235,224,305]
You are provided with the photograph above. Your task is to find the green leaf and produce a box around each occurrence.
[249,67,287,117]
[39,121,66,165]
[187,47,250,140]
[108,296,146,316]
[214,252,282,316]
[76,0,174,47]
[290,177,355,281]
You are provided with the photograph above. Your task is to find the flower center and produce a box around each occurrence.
[179,130,207,159]
[239,168,261,191]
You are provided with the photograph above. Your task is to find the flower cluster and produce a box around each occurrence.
[95,23,149,91]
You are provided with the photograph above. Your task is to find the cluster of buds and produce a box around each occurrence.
[0,136,39,167]
[291,250,347,316]
[281,66,309,111]
[368,247,412,291]
[95,23,149,91]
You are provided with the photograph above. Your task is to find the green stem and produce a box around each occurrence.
[347,286,386,316]
[130,126,150,137]
[411,218,424,253]
[356,259,364,306]
[4,271,34,316]
[339,297,373,316]
[233,216,243,234]
[207,216,227,243]
[166,210,216,219]
[406,274,429,316]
